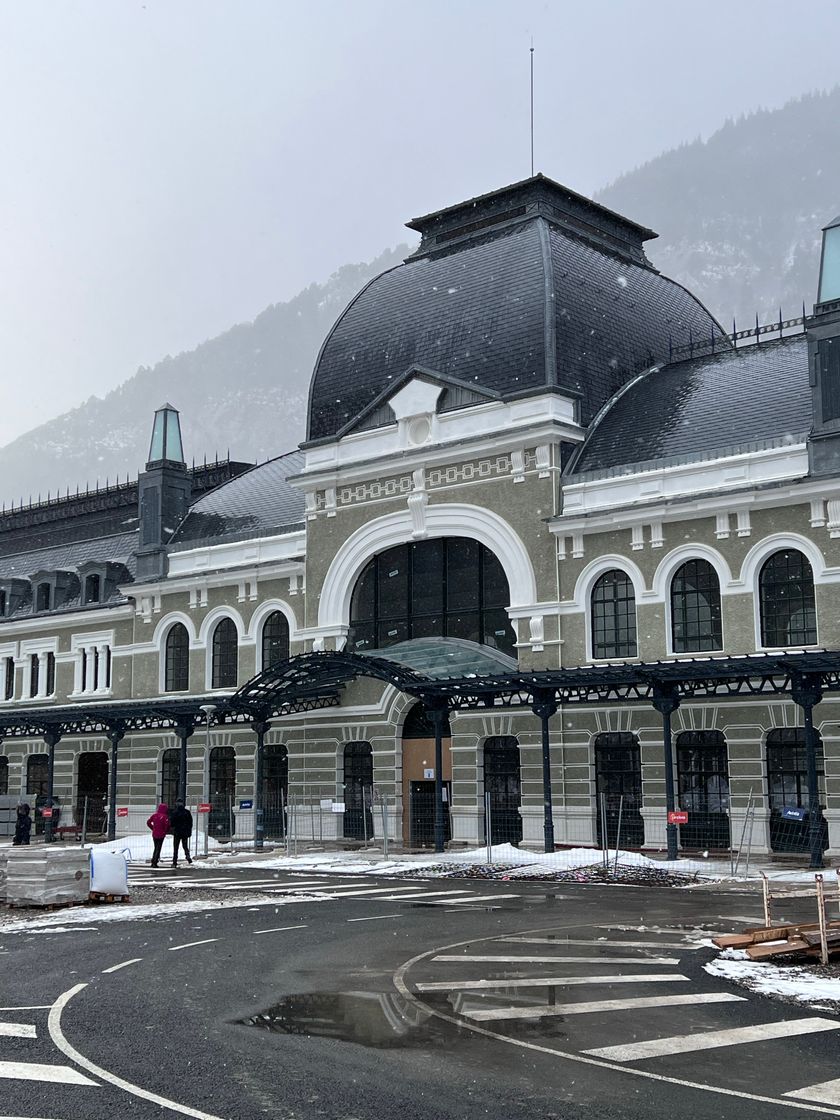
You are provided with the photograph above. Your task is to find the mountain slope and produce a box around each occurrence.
[598,87,840,326]
[0,246,406,503]
[2,87,839,503]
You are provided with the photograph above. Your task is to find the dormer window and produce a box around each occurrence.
[36,583,51,612]
[84,574,101,604]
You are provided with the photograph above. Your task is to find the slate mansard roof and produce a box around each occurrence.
[306,175,728,442]
[571,334,812,477]
[169,450,305,548]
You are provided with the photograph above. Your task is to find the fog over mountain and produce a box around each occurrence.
[1,87,837,504]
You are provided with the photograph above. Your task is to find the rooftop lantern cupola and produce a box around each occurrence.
[147,403,185,466]
[136,405,191,581]
[807,212,840,475]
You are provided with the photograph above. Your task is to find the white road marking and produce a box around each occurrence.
[0,1060,97,1085]
[499,936,697,950]
[102,958,143,974]
[377,890,474,900]
[167,939,218,952]
[418,894,520,905]
[585,1017,840,1062]
[716,914,764,923]
[0,1023,36,1038]
[346,914,402,922]
[0,1006,50,1012]
[253,924,308,935]
[417,973,689,992]
[434,954,681,965]
[269,886,422,899]
[49,984,226,1119]
[463,992,746,1022]
[786,1077,840,1105]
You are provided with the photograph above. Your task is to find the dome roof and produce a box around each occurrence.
[570,335,811,477]
[307,175,727,442]
[170,450,304,548]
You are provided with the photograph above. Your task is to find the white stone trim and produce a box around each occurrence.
[561,443,809,517]
[166,531,306,579]
[315,503,538,633]
[568,556,644,664]
[153,612,198,695]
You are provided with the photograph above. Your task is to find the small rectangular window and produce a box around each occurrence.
[4,657,14,701]
[45,652,55,696]
[29,654,39,698]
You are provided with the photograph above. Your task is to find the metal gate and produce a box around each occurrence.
[209,745,236,839]
[676,730,730,849]
[594,733,644,847]
[767,728,829,853]
[261,743,288,839]
[409,780,451,847]
[483,736,522,844]
[343,741,373,840]
[76,752,109,834]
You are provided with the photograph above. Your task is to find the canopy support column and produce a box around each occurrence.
[652,685,680,861]
[532,689,557,853]
[251,715,271,851]
[792,672,825,871]
[105,723,126,842]
[44,728,61,844]
[175,719,195,805]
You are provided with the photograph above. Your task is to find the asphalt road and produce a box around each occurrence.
[0,864,837,1120]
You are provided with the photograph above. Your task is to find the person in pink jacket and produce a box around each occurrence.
[146,803,170,868]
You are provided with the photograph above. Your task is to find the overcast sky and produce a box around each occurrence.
[0,0,839,445]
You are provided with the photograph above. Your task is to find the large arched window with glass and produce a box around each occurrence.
[347,538,515,655]
[261,611,290,670]
[670,559,723,653]
[591,570,637,659]
[164,623,190,692]
[211,618,238,689]
[759,549,817,648]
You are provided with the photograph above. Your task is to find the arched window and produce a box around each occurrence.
[348,538,514,655]
[591,570,637,659]
[211,619,238,689]
[670,559,722,653]
[759,549,817,648]
[261,611,290,670]
[165,623,190,692]
[84,574,101,604]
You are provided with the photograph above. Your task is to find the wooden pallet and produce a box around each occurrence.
[88,891,131,904]
[5,898,86,911]
[714,920,840,960]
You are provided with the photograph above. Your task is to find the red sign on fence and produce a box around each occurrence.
[668,810,689,825]
[197,803,212,813]
[41,808,53,819]
[116,807,129,818]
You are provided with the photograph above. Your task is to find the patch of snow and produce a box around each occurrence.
[705,956,840,1007]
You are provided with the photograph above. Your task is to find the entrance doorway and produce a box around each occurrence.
[27,754,49,834]
[209,745,236,839]
[261,743,288,839]
[401,705,452,847]
[161,748,179,808]
[483,736,522,844]
[76,752,109,834]
[594,732,644,847]
[677,731,730,849]
[767,728,829,853]
[343,741,373,840]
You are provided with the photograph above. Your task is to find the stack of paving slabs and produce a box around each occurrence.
[713,921,840,961]
[5,847,91,907]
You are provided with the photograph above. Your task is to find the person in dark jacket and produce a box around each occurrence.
[170,801,193,867]
[146,803,170,868]
[13,803,32,845]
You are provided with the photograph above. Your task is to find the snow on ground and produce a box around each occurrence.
[201,842,710,877]
[705,953,840,1010]
[85,833,227,861]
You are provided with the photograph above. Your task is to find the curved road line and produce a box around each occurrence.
[48,984,227,1120]
[393,924,840,1118]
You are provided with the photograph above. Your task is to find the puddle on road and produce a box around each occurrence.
[237,990,462,1048]
[237,989,569,1048]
